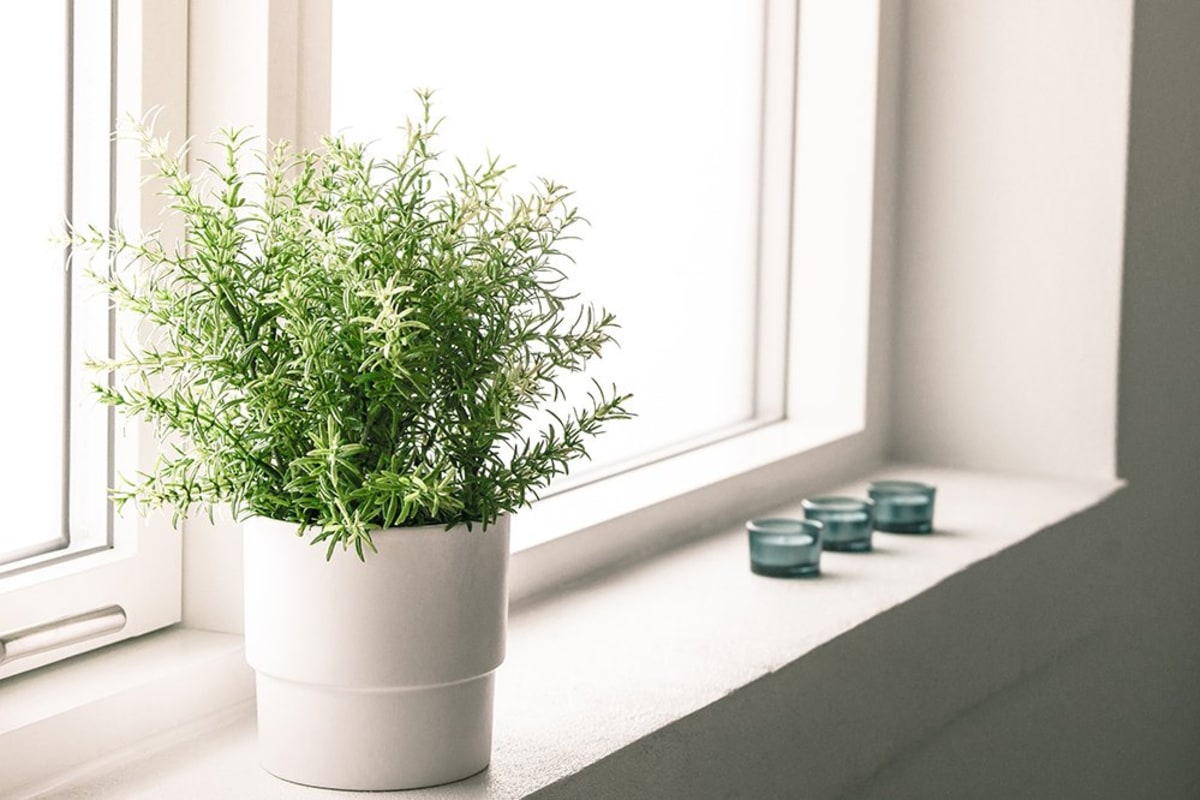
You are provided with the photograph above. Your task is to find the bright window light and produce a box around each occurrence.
[0,4,71,565]
[330,0,770,479]
[0,0,113,570]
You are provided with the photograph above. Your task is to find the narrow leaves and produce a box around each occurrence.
[73,92,632,555]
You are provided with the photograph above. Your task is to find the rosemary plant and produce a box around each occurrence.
[74,94,631,557]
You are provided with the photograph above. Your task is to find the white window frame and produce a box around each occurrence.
[0,0,187,681]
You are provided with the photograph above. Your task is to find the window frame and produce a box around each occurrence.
[0,0,188,681]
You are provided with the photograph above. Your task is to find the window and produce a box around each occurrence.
[0,0,100,571]
[188,0,884,575]
[0,0,186,681]
[321,0,883,505]
[500,0,884,562]
[329,0,784,481]
[263,4,870,583]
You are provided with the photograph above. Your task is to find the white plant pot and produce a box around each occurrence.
[243,516,510,791]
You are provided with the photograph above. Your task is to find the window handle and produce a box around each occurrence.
[0,606,126,665]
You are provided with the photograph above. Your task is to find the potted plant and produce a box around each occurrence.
[72,93,631,790]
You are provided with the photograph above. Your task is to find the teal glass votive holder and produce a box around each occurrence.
[801,496,874,552]
[746,518,823,577]
[868,480,936,533]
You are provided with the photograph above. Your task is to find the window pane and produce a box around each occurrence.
[0,3,70,563]
[330,0,766,475]
[0,0,112,570]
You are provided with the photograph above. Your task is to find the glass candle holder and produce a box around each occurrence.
[801,496,874,552]
[868,480,936,533]
[746,518,823,577]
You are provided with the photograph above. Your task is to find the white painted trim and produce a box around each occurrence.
[789,0,882,431]
[295,0,330,149]
[753,0,799,422]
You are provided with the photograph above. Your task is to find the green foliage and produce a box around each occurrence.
[74,93,631,557]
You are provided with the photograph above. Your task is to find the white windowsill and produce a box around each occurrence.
[8,463,1122,800]
[0,627,254,799]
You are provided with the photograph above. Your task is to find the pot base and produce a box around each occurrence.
[255,671,496,791]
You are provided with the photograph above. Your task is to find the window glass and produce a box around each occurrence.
[330,0,768,477]
[0,3,71,564]
[0,0,112,570]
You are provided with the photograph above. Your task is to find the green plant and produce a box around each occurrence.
[73,93,631,557]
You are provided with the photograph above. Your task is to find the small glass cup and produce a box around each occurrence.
[802,496,874,552]
[746,518,823,577]
[868,480,937,533]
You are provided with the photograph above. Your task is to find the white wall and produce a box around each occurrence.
[889,0,1131,480]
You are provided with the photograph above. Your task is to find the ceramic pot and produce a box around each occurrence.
[243,516,510,790]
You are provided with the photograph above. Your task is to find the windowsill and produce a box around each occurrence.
[9,464,1122,799]
[0,628,255,799]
